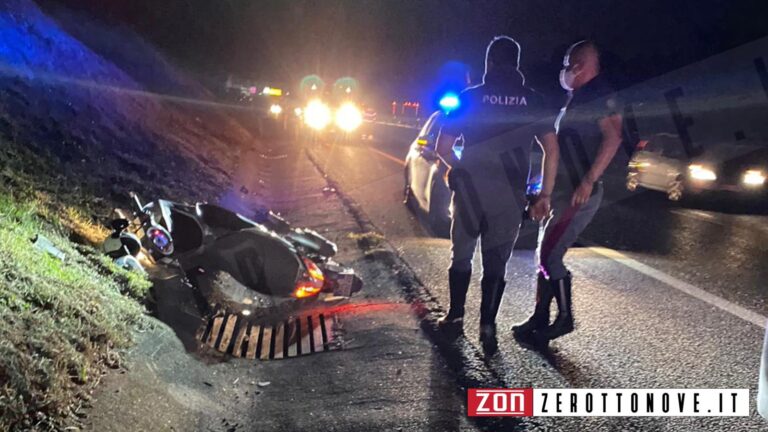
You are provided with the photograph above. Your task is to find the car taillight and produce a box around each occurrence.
[293,257,324,299]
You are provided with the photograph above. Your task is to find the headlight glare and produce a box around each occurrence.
[688,164,717,181]
[304,100,332,130]
[743,169,766,186]
[335,103,363,132]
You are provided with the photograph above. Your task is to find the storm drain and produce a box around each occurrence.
[200,311,341,360]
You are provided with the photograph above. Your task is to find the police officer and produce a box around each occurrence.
[436,36,559,347]
[513,40,623,346]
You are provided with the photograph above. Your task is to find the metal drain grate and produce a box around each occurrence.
[200,310,340,359]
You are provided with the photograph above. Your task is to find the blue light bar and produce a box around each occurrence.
[439,93,460,111]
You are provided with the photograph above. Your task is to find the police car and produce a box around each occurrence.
[403,111,452,237]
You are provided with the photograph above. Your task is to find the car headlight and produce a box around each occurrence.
[743,169,766,186]
[688,164,717,181]
[269,104,282,115]
[335,103,363,132]
[304,100,332,130]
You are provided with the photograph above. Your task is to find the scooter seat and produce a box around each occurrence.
[196,203,258,232]
[197,228,301,297]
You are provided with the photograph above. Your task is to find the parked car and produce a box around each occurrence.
[403,111,452,237]
[402,111,544,245]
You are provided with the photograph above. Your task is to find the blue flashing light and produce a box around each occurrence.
[439,93,460,111]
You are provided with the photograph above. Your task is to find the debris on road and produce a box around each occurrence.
[31,234,66,261]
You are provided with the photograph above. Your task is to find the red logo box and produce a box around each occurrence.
[468,388,534,417]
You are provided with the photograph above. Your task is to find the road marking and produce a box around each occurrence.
[588,246,767,329]
[671,209,723,225]
[368,147,406,166]
[367,120,420,130]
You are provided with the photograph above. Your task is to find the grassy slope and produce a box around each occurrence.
[0,1,255,429]
[0,192,150,429]
[0,140,153,430]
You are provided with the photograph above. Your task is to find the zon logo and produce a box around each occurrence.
[468,389,533,417]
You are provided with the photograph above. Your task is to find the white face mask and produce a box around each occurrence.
[559,68,577,91]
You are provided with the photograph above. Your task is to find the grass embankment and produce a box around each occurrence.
[0,144,151,430]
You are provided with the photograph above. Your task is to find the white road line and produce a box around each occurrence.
[670,209,724,225]
[588,246,767,329]
[367,120,420,130]
[368,147,406,166]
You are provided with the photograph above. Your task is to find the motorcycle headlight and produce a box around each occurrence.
[304,100,332,130]
[688,164,717,181]
[147,226,174,255]
[743,169,766,186]
[335,103,363,132]
[269,104,283,116]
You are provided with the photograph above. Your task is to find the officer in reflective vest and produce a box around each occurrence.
[436,36,559,348]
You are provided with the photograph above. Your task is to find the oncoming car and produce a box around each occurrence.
[627,134,768,201]
[627,134,687,200]
[403,111,452,237]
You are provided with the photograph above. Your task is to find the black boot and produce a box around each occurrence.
[512,272,553,346]
[536,273,574,343]
[479,274,505,347]
[437,269,472,331]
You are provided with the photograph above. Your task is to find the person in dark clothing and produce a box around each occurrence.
[436,36,559,348]
[513,40,624,347]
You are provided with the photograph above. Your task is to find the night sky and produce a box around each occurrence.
[47,0,768,102]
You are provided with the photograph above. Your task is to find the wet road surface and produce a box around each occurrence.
[306,120,768,430]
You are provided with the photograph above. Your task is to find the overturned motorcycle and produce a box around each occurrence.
[103,193,363,317]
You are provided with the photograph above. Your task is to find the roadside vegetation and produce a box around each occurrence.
[0,142,151,430]
[0,1,256,428]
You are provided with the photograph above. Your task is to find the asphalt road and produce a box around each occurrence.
[305,120,768,430]
[85,119,481,431]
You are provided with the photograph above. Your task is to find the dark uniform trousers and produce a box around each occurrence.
[537,182,603,280]
[449,166,524,325]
